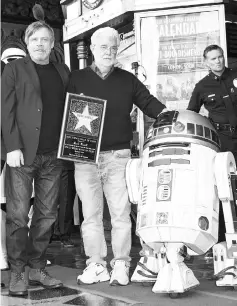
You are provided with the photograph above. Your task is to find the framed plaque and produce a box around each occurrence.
[58,93,107,164]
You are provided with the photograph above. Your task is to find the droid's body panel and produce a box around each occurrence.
[138,145,219,254]
[135,111,220,254]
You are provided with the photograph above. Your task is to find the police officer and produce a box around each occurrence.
[188,44,237,245]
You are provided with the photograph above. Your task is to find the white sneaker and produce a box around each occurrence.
[77,263,110,285]
[110,260,129,286]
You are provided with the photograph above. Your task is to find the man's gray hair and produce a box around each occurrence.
[91,27,120,47]
[25,21,55,45]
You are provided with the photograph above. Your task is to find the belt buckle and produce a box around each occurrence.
[230,126,236,133]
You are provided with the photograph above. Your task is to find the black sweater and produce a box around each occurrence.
[34,62,64,153]
[67,67,165,151]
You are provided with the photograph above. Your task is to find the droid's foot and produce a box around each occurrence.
[152,262,199,294]
[214,264,237,287]
[131,256,158,283]
[213,242,237,287]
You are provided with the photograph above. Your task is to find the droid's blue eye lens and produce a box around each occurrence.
[198,216,209,231]
[173,121,185,132]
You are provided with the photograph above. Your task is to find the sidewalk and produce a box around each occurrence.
[1,232,237,306]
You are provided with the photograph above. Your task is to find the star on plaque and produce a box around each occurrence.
[72,105,98,133]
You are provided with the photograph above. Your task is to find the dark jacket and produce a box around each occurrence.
[1,55,70,165]
[1,60,5,75]
[187,67,237,125]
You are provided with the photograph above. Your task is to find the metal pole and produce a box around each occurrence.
[77,40,88,69]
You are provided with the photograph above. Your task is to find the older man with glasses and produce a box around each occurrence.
[67,26,166,286]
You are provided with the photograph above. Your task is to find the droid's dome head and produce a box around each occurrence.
[1,47,26,64]
[145,110,220,151]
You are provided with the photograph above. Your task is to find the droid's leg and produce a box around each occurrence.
[214,152,237,288]
[131,242,166,283]
[152,243,199,294]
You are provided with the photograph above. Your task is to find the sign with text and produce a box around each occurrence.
[134,5,226,153]
[58,93,106,164]
[139,8,224,112]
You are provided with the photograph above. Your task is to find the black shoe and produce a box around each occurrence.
[9,271,28,296]
[61,237,75,248]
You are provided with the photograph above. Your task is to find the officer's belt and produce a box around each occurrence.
[213,122,236,133]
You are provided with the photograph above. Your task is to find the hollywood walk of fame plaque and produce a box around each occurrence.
[58,93,107,164]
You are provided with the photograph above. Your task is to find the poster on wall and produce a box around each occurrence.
[139,10,223,113]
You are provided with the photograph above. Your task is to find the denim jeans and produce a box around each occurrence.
[74,149,132,268]
[54,168,76,238]
[5,151,63,272]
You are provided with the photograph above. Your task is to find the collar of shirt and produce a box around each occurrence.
[209,67,230,82]
[90,62,114,80]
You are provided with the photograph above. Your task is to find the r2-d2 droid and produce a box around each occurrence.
[126,110,237,297]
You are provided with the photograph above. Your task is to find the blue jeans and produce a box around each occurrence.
[5,151,63,272]
[74,149,132,268]
[54,168,77,238]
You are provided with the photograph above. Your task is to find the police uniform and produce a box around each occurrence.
[188,67,237,242]
[188,67,237,159]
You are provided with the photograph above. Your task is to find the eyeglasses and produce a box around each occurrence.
[99,45,118,54]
